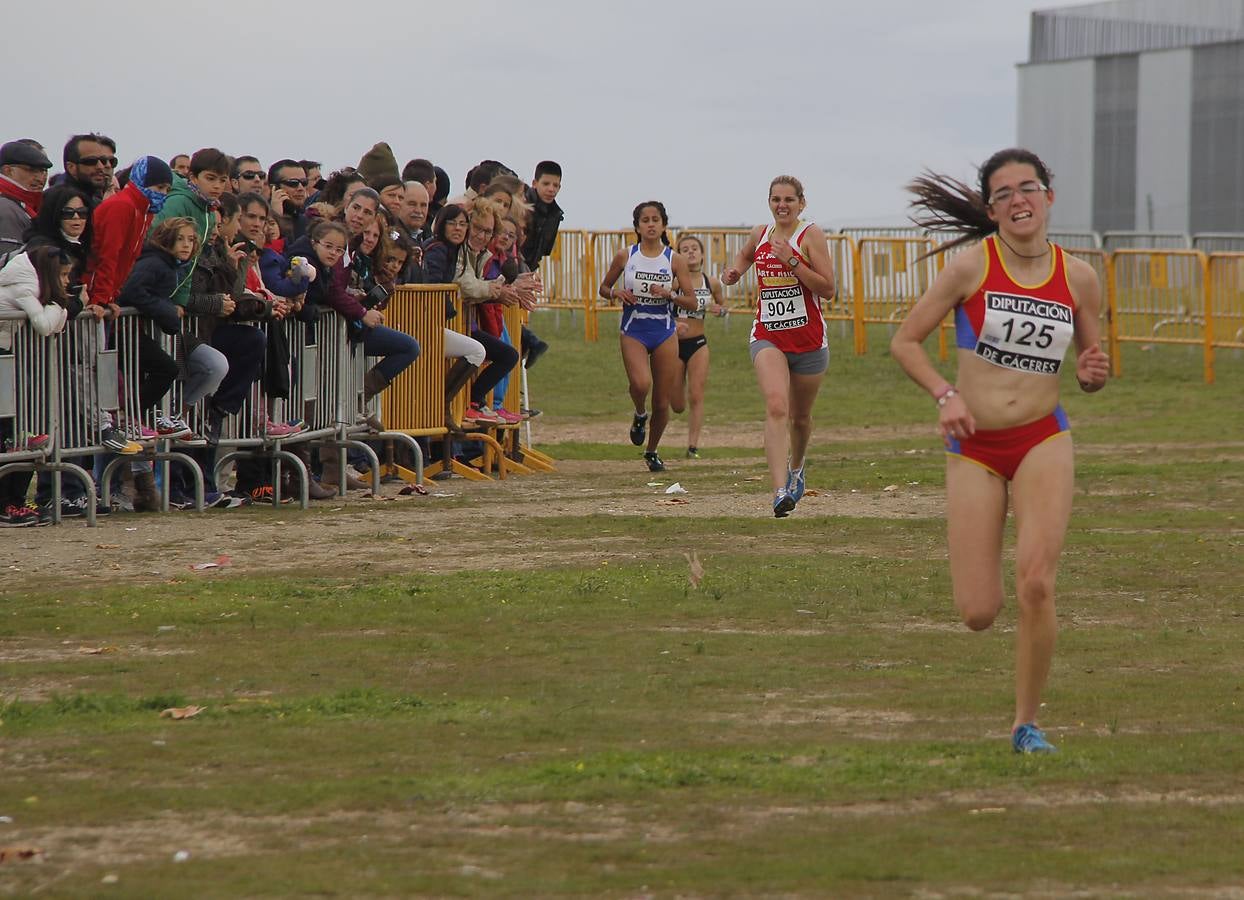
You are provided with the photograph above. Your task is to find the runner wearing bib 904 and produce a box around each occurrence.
[722,175,836,518]
[598,200,701,473]
[670,234,728,460]
[891,148,1110,756]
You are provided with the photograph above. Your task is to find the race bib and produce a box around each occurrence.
[759,284,807,331]
[678,287,713,319]
[975,291,1074,375]
[632,269,672,305]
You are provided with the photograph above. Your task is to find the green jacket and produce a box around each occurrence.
[151,176,217,306]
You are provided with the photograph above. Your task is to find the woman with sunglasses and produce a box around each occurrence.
[890,148,1110,754]
[23,184,96,305]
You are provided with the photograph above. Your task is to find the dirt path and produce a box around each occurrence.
[1,423,942,590]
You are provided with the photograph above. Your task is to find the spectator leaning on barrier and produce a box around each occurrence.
[520,160,562,271]
[153,147,228,306]
[0,141,53,255]
[62,133,118,206]
[86,156,173,309]
[0,244,72,526]
[400,181,431,246]
[22,185,94,290]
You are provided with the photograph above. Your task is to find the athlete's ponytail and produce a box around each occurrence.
[632,200,671,246]
[908,148,1053,256]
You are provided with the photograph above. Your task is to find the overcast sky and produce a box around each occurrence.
[6,0,1089,229]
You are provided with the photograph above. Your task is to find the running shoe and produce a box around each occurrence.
[644,450,665,473]
[249,485,281,505]
[263,420,302,438]
[0,504,39,527]
[23,433,51,451]
[629,412,648,446]
[168,493,196,511]
[773,488,796,518]
[787,464,806,503]
[463,403,503,424]
[1012,723,1057,754]
[520,407,542,419]
[492,407,524,425]
[100,426,143,454]
[686,447,701,459]
[123,422,158,442]
[155,416,194,440]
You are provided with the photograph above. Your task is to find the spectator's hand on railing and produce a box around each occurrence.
[176,305,186,319]
[221,296,237,316]
[85,304,108,321]
[291,293,306,312]
[271,298,290,320]
[517,290,537,311]
[362,309,384,328]
[105,303,122,320]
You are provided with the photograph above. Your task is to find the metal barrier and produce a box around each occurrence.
[1193,233,1244,254]
[0,312,96,525]
[1102,231,1191,252]
[535,229,593,340]
[838,226,923,241]
[1048,230,1102,249]
[1109,249,1213,383]
[1206,253,1244,350]
[851,236,939,354]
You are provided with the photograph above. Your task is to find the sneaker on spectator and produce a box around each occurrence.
[248,485,292,505]
[520,407,542,419]
[1,504,39,527]
[212,492,250,509]
[123,422,158,442]
[39,496,90,520]
[463,403,502,424]
[204,409,225,446]
[155,416,194,440]
[23,433,51,451]
[224,489,253,507]
[492,407,523,425]
[168,493,196,511]
[100,426,142,454]
[263,420,302,438]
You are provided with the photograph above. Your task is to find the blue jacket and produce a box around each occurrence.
[116,247,183,335]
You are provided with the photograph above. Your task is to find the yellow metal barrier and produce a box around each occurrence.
[851,237,939,354]
[1207,253,1244,351]
[1109,249,1213,383]
[536,229,594,340]
[383,285,453,436]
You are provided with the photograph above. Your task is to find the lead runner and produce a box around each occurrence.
[890,148,1109,753]
[722,175,836,517]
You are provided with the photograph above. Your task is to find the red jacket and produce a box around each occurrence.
[86,183,154,306]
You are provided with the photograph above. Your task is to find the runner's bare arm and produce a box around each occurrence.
[722,225,764,285]
[666,253,701,311]
[599,248,635,303]
[1066,255,1109,392]
[790,224,835,299]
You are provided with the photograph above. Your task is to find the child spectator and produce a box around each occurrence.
[152,147,229,306]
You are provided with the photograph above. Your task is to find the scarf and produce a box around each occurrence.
[128,158,168,214]
[0,174,43,218]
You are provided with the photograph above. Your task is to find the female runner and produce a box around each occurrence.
[598,201,700,472]
[890,148,1109,753]
[722,176,836,516]
[670,234,727,458]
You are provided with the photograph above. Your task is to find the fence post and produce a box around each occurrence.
[852,240,866,355]
[1199,251,1215,385]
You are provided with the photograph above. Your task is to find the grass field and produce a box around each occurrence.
[2,311,1242,897]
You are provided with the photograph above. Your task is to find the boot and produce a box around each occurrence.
[360,366,390,430]
[443,359,479,431]
[319,443,369,491]
[291,445,336,500]
[133,471,160,513]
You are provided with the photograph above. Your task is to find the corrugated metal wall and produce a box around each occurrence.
[1030,0,1244,62]
[1092,55,1139,231]
[1190,42,1244,231]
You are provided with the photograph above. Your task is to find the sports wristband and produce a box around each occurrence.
[935,387,959,407]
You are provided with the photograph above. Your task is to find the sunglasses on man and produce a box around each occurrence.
[76,155,117,168]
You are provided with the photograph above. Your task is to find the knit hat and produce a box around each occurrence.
[356,142,399,184]
[141,155,173,187]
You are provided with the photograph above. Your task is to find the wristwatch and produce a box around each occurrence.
[787,255,800,269]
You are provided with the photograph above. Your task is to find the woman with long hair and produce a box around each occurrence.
[722,176,836,515]
[598,201,701,472]
[670,234,727,458]
[890,148,1109,753]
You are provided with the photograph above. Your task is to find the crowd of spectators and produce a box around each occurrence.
[0,134,564,525]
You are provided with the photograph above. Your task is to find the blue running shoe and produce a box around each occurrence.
[773,488,796,518]
[787,464,806,503]
[1012,723,1057,754]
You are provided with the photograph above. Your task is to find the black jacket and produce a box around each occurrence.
[520,186,563,269]
[117,247,183,335]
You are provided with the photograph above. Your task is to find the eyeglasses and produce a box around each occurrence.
[469,224,494,237]
[76,155,117,168]
[280,178,308,187]
[314,241,345,255]
[238,171,266,181]
[988,181,1047,207]
[60,207,89,220]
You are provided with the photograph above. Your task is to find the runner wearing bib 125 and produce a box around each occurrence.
[890,148,1110,756]
[598,201,701,473]
[722,175,837,517]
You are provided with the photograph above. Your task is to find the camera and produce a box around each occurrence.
[365,283,391,310]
